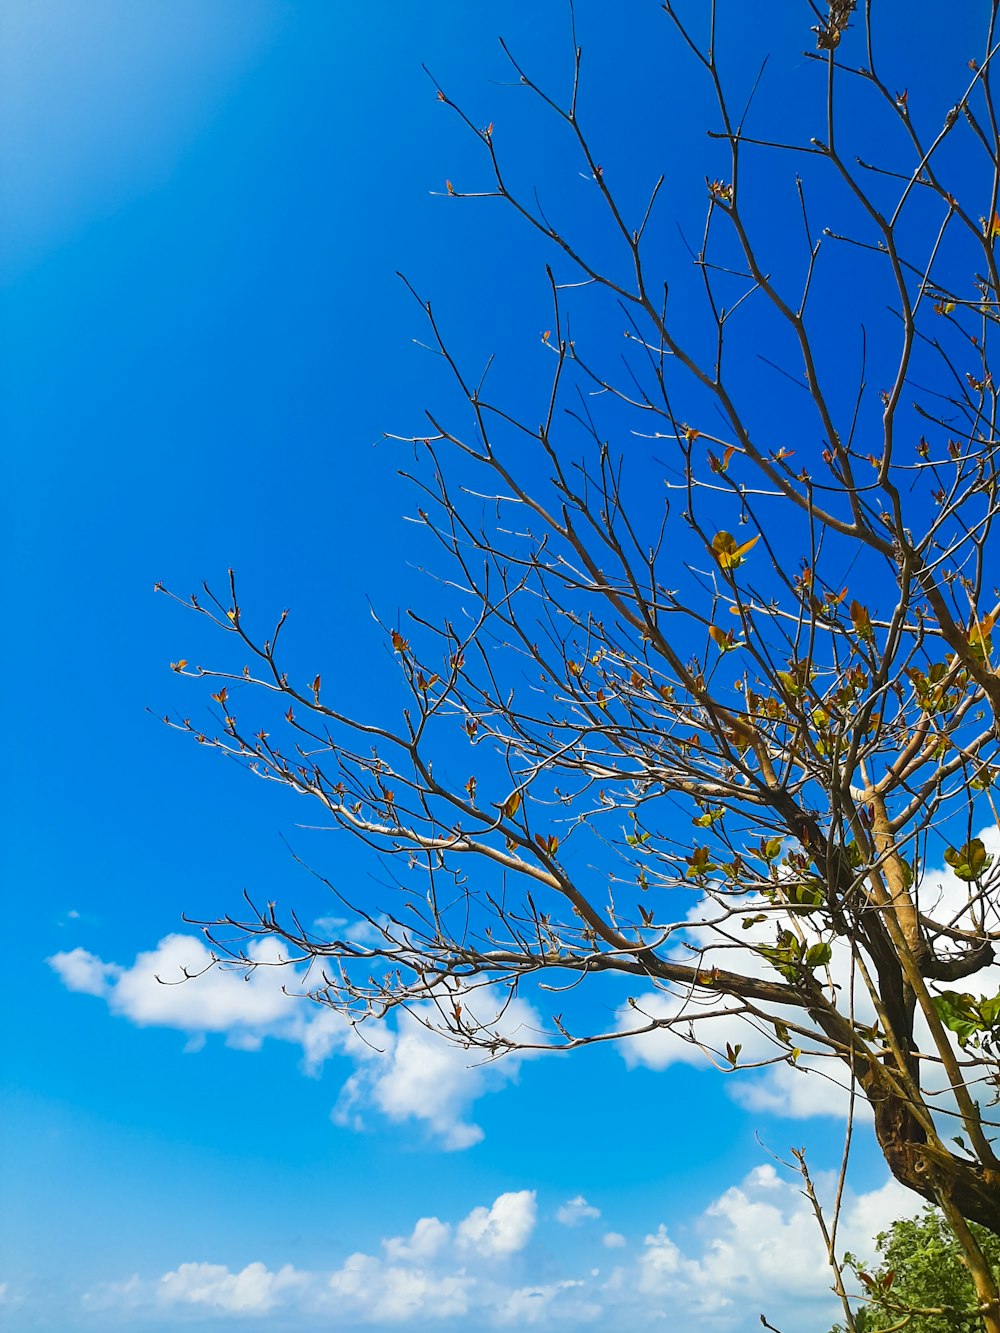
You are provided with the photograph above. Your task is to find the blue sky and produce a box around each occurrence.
[2,3,989,1330]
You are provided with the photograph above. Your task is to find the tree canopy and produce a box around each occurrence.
[163,4,1000,1326]
[834,1207,1000,1333]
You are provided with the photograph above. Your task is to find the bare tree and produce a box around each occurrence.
[161,4,1000,1326]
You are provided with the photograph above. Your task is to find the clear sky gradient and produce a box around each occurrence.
[2,4,986,1330]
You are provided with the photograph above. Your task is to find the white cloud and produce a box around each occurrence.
[494,1279,599,1326]
[326,1253,473,1322]
[614,984,854,1122]
[49,934,542,1150]
[83,1264,309,1319]
[383,1216,451,1264]
[615,821,1000,1099]
[601,1163,923,1329]
[729,1057,871,1121]
[85,1169,918,1331]
[158,1261,306,1314]
[839,1174,923,1250]
[87,1189,536,1323]
[611,830,1000,1122]
[333,1000,542,1151]
[49,934,303,1033]
[49,946,121,997]
[556,1195,601,1227]
[456,1191,537,1258]
[316,1192,537,1322]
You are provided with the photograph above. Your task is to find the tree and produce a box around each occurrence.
[162,4,1000,1326]
[832,1207,1000,1332]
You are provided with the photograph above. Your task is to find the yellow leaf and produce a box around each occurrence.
[850,601,874,641]
[502,791,521,820]
[171,659,188,672]
[708,625,742,652]
[712,531,759,571]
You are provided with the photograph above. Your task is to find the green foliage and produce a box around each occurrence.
[944,838,993,883]
[931,991,1000,1053]
[831,1208,1000,1333]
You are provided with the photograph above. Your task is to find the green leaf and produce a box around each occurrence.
[805,941,832,968]
[944,838,991,881]
[932,992,983,1047]
[785,880,825,912]
[692,807,724,827]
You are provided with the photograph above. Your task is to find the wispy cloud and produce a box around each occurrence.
[556,1196,601,1227]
